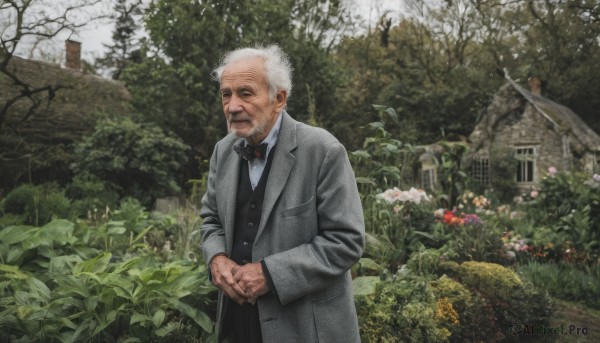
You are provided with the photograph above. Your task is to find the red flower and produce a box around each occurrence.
[443,210,454,224]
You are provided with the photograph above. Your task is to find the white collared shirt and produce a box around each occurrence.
[245,112,282,190]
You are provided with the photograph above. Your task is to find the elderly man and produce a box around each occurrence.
[201,45,365,343]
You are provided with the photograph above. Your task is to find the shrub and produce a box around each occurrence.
[520,170,600,260]
[431,275,503,342]
[0,253,215,342]
[0,183,70,226]
[66,173,119,218]
[407,247,442,276]
[72,117,190,206]
[459,261,522,297]
[355,279,452,343]
[458,261,553,341]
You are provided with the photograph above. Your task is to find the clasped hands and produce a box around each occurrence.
[210,255,269,305]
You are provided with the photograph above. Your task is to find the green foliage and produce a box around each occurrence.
[518,261,600,310]
[350,106,413,191]
[0,204,215,341]
[350,108,430,273]
[521,171,600,259]
[458,261,553,341]
[430,275,506,343]
[437,142,470,208]
[95,0,144,80]
[488,147,518,203]
[122,0,349,166]
[407,247,442,276]
[0,254,215,341]
[459,261,522,297]
[65,173,120,218]
[355,277,451,343]
[72,116,190,206]
[0,183,70,226]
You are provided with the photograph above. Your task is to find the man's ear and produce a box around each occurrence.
[273,90,287,113]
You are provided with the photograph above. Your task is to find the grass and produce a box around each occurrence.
[545,299,600,343]
[515,261,600,342]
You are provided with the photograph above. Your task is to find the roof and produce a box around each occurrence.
[469,71,600,154]
[504,72,600,152]
[1,55,131,142]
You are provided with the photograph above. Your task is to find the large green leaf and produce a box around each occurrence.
[41,219,75,245]
[74,252,112,274]
[153,309,166,328]
[0,264,28,280]
[352,276,381,296]
[167,298,213,333]
[0,225,35,245]
[28,277,51,302]
[92,309,118,336]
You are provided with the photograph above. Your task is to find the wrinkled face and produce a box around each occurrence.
[220,58,285,145]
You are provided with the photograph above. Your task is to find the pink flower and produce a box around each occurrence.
[530,191,538,199]
[548,166,557,177]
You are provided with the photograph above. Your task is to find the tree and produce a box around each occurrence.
[121,0,352,179]
[95,0,144,80]
[72,116,189,206]
[334,1,507,146]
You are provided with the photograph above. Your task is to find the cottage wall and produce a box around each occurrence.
[491,103,565,187]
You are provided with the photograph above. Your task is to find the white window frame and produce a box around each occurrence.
[515,147,537,184]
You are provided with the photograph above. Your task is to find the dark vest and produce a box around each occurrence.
[222,145,276,343]
[230,145,275,265]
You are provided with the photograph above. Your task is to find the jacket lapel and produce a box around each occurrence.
[257,111,297,240]
[221,138,243,252]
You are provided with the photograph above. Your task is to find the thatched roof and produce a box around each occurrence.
[1,56,131,141]
[504,75,600,152]
[469,73,600,154]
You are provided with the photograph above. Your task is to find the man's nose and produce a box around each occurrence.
[228,94,243,113]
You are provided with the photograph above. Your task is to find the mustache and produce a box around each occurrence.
[228,113,252,122]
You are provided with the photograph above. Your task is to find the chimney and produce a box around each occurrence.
[528,76,541,96]
[65,39,81,71]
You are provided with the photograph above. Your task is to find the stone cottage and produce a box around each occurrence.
[0,40,131,189]
[464,73,600,191]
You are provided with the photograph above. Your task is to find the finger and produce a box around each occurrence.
[223,285,246,305]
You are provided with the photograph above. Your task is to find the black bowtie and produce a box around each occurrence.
[233,142,268,160]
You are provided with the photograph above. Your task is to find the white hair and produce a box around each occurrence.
[213,45,293,102]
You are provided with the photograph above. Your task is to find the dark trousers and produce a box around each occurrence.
[221,298,263,343]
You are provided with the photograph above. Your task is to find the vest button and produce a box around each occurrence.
[250,203,256,209]
[243,241,249,246]
[248,222,254,228]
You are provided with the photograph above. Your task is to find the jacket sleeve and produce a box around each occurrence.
[200,142,227,267]
[262,142,365,305]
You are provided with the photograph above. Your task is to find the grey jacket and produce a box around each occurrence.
[201,111,365,342]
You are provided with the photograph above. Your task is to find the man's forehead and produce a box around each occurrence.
[222,58,265,79]
[220,59,267,89]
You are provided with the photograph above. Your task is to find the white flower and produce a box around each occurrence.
[376,187,430,205]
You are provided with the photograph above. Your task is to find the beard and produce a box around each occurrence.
[227,112,269,140]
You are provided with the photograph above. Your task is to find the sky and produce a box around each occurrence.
[11,0,402,68]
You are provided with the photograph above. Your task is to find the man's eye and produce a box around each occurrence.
[222,92,231,98]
